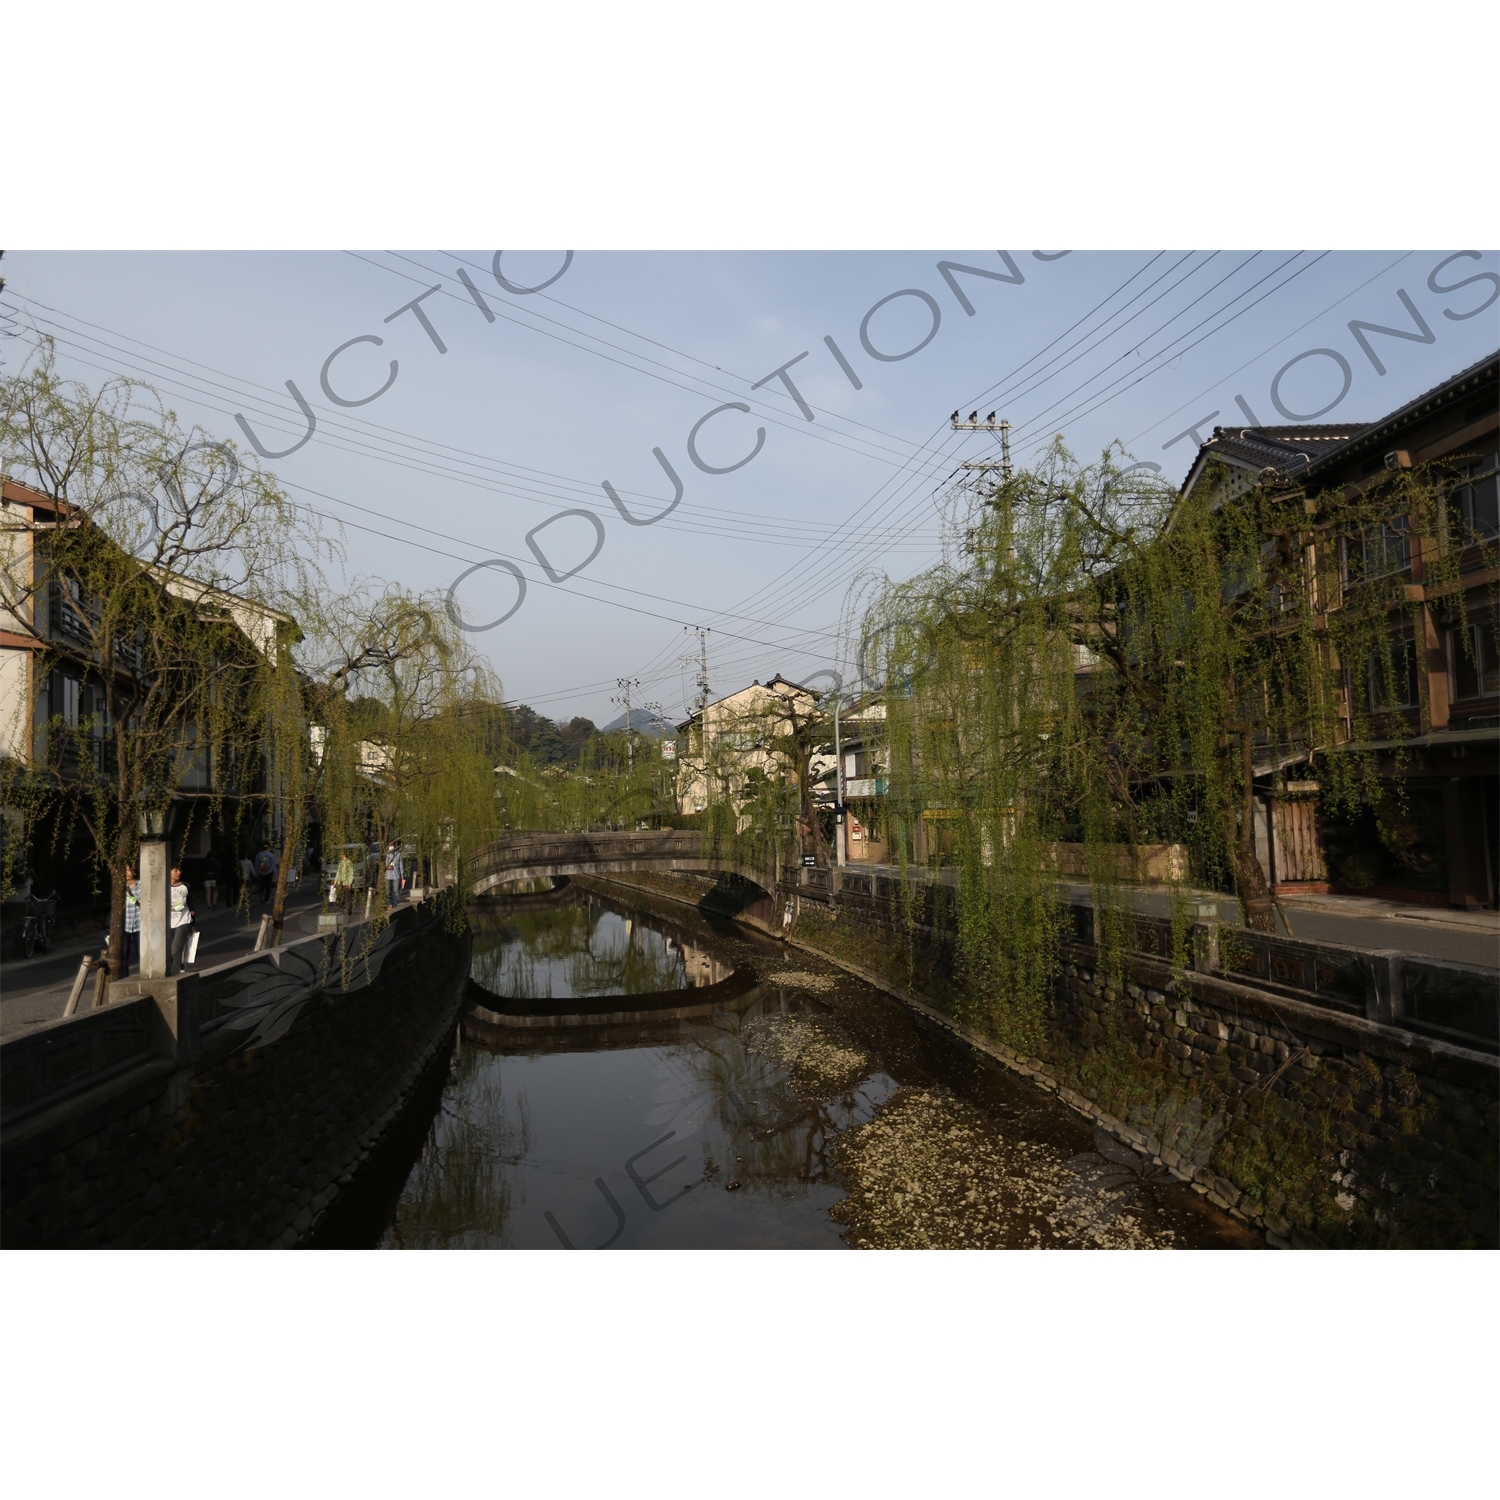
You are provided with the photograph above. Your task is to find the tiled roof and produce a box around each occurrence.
[1201,424,1369,475]
[1179,353,1498,501]
[1304,350,1499,478]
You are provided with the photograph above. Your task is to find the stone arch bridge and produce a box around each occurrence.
[466,830,775,899]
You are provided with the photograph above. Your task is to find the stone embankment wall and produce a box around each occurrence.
[595,868,1499,1248]
[1051,955,1497,1248]
[1,912,470,1249]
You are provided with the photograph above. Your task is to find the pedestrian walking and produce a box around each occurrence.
[254,844,276,903]
[238,853,255,903]
[384,842,403,909]
[202,851,220,910]
[334,850,356,912]
[167,864,195,975]
[121,864,140,977]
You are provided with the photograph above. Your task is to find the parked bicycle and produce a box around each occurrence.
[19,891,58,958]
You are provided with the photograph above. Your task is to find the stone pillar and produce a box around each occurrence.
[1192,912,1219,975]
[1360,951,1403,1025]
[139,840,170,979]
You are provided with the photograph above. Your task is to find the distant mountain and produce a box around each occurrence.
[600,709,673,739]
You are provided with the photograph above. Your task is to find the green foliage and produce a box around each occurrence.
[1,352,511,959]
[431,877,470,936]
[489,719,675,835]
[1,347,334,964]
[850,438,1498,1025]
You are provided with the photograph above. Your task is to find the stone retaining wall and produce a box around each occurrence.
[596,868,1498,1247]
[1051,951,1497,1248]
[1,913,470,1249]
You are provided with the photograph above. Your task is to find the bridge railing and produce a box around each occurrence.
[467,830,758,887]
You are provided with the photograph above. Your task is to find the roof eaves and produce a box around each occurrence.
[1305,351,1500,479]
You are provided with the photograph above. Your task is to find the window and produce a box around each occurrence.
[1367,631,1418,711]
[53,673,81,728]
[1451,615,1499,700]
[1450,454,1499,543]
[1220,551,1256,601]
[1344,518,1410,582]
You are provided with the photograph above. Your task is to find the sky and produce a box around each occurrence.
[6,0,1497,1455]
[4,248,1497,725]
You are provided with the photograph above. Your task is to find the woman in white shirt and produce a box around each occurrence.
[167,864,195,974]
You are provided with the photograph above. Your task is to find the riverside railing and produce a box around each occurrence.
[1061,903,1497,1051]
[1,902,437,1134]
[801,861,1497,1053]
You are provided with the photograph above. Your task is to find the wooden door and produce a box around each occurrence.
[1273,798,1326,884]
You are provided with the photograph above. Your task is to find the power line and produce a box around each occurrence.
[345,250,959,476]
[436,249,954,458]
[8,299,948,553]
[695,253,1200,632]
[626,248,1434,700]
[1008,250,1332,454]
[7,322,858,650]
[1120,251,1416,446]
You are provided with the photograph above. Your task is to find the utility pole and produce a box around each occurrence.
[950,409,1012,481]
[678,628,711,819]
[613,677,640,773]
[682,626,710,717]
[953,411,1014,564]
[832,683,846,867]
[644,699,663,816]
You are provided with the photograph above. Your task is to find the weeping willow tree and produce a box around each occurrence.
[1,348,335,976]
[852,440,1497,1049]
[2,351,515,966]
[285,583,503,930]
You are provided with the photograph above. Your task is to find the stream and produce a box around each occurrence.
[319,880,1263,1250]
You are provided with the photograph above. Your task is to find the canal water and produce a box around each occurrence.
[321,881,1262,1250]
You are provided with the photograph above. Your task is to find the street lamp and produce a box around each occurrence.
[138,803,171,840]
[135,793,175,979]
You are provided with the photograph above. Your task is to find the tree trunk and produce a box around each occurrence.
[269,796,300,946]
[1229,731,1276,932]
[1232,835,1276,932]
[798,749,826,866]
[107,850,128,981]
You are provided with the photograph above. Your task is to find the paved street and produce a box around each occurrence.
[1053,882,1499,969]
[855,865,1498,969]
[1,886,326,1039]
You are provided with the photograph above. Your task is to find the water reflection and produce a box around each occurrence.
[365,884,1262,1251]
[380,985,894,1249]
[469,891,732,1002]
